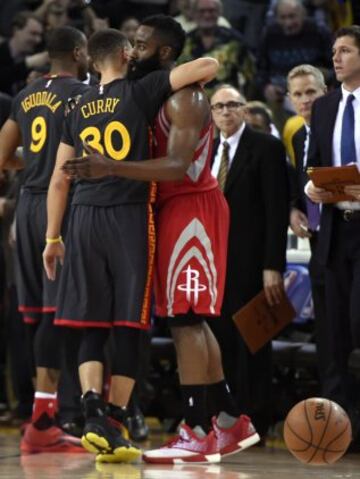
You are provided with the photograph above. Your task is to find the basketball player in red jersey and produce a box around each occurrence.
[63,15,260,464]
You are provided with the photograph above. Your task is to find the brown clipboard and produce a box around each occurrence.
[232,290,296,354]
[307,165,360,203]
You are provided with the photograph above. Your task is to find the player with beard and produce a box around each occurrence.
[63,15,260,464]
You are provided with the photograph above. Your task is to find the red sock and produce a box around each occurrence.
[32,393,57,430]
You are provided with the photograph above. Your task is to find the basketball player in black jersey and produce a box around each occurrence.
[43,28,218,462]
[0,26,89,454]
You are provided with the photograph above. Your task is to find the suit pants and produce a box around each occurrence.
[309,234,329,396]
[324,212,360,415]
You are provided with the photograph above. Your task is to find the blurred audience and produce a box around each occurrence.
[222,0,270,52]
[178,0,256,96]
[119,16,140,44]
[258,0,333,103]
[244,100,273,134]
[0,11,47,96]
[174,0,230,33]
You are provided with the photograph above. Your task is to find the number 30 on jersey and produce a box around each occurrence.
[80,121,131,161]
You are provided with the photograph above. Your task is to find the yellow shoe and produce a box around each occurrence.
[95,445,142,464]
[82,416,137,456]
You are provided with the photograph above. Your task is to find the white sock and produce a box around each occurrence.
[34,391,57,400]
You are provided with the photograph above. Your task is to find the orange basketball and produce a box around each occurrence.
[284,398,352,465]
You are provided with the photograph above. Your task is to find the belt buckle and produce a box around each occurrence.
[343,209,353,221]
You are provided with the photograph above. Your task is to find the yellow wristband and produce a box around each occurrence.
[46,236,62,244]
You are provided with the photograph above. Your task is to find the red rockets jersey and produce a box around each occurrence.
[154,103,218,205]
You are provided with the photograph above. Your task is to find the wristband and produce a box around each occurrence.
[46,235,62,244]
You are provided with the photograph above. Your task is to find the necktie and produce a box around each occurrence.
[217,141,230,191]
[341,93,356,166]
[304,129,320,231]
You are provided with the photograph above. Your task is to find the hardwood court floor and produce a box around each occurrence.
[1,428,360,479]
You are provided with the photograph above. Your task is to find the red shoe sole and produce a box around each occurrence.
[20,440,87,454]
[142,452,221,464]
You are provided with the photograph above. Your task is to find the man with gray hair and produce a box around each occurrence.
[287,64,330,402]
[178,0,255,96]
[257,0,332,104]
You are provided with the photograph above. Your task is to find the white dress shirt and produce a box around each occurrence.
[333,84,360,209]
[211,123,246,179]
[303,124,311,168]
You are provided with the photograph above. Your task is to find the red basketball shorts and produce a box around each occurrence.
[154,188,229,318]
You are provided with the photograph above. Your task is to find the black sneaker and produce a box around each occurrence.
[81,416,141,462]
[108,403,149,441]
[125,411,149,442]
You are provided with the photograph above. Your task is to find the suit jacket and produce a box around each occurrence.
[213,125,289,315]
[307,88,342,265]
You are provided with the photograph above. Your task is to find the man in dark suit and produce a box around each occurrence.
[210,84,289,437]
[306,26,360,435]
[287,64,330,396]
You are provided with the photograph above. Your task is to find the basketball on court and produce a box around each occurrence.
[283,398,352,465]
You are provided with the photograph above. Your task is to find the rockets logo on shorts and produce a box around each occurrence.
[178,265,207,305]
[166,218,218,316]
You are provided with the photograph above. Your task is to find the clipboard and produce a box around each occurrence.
[232,290,296,354]
[307,165,360,203]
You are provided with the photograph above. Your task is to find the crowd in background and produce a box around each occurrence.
[0,0,359,439]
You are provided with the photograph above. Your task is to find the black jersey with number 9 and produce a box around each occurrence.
[10,75,89,192]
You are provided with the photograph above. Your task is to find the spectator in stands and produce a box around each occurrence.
[210,84,289,438]
[0,11,48,96]
[243,100,273,134]
[119,16,140,44]
[178,0,256,96]
[305,0,354,31]
[43,2,70,32]
[257,0,333,105]
[222,0,270,52]
[174,0,230,33]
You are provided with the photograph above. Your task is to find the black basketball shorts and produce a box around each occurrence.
[54,203,155,329]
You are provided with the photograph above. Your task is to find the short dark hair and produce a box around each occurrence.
[335,25,360,52]
[247,106,272,128]
[12,10,42,31]
[46,27,86,60]
[141,15,185,61]
[88,28,128,64]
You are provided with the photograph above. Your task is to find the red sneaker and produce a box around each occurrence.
[212,415,260,457]
[20,424,87,454]
[143,424,221,464]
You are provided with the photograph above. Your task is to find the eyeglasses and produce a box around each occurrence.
[211,101,245,112]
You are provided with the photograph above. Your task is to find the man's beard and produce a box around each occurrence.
[127,52,163,80]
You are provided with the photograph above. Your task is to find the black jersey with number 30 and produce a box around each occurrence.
[62,70,171,206]
[10,75,89,193]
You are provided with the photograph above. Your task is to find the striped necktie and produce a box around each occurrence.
[217,141,230,191]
